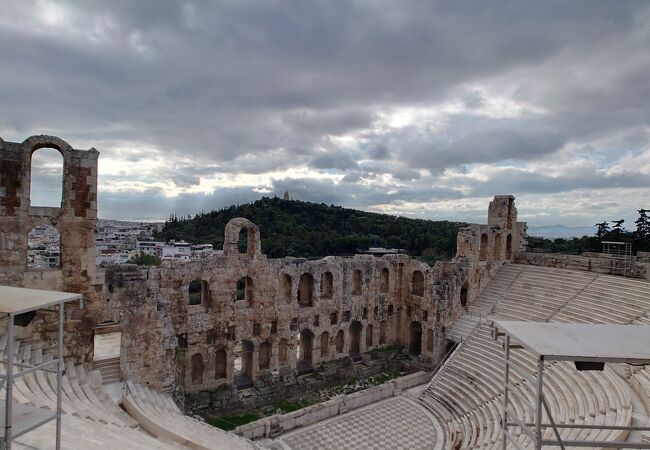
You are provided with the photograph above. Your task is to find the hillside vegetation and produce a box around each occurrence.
[157,197,466,263]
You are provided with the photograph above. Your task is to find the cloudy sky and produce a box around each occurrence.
[2,1,649,227]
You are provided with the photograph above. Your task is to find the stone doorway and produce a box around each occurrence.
[409,321,422,356]
[349,321,362,362]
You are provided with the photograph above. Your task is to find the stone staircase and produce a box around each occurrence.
[93,357,121,384]
[444,314,479,343]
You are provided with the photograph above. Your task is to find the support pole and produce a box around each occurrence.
[5,314,14,450]
[535,357,544,450]
[502,334,510,450]
[55,304,63,450]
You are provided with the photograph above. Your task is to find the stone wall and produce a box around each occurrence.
[0,135,102,361]
[517,251,649,280]
[1,135,525,398]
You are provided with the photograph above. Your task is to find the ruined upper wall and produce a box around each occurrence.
[455,195,527,263]
[0,135,101,362]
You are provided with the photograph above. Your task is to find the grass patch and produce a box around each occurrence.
[274,398,313,413]
[207,413,259,431]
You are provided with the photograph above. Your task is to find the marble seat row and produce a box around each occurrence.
[123,380,257,450]
[421,264,648,449]
[0,340,184,449]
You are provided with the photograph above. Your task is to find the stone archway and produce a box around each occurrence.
[223,218,262,257]
[298,329,314,374]
[349,321,362,361]
[410,321,422,356]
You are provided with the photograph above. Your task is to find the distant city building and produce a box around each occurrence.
[162,240,192,261]
[362,247,404,256]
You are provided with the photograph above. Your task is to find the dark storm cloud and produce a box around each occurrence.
[2,0,650,221]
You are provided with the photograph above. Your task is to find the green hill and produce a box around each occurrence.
[157,197,467,264]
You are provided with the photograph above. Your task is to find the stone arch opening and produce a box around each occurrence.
[297,329,314,374]
[352,270,362,295]
[349,321,362,360]
[320,331,329,358]
[409,321,422,356]
[234,340,254,389]
[236,276,253,306]
[238,228,248,253]
[366,323,373,349]
[297,273,313,307]
[281,274,292,303]
[493,233,502,261]
[278,338,289,365]
[30,147,64,208]
[320,271,333,299]
[412,271,424,296]
[223,218,261,257]
[258,341,271,370]
[27,225,60,269]
[191,353,204,385]
[189,278,209,306]
[335,330,344,353]
[460,281,469,309]
[506,233,513,260]
[379,268,389,293]
[379,320,387,345]
[215,348,227,379]
[479,233,488,261]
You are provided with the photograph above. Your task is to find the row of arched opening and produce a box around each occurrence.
[189,268,420,307]
[190,321,392,385]
[479,232,513,262]
[291,267,392,307]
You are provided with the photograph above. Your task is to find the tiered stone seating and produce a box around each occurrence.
[492,266,596,322]
[123,380,256,450]
[0,342,183,449]
[421,263,648,449]
[0,336,259,449]
[469,264,523,317]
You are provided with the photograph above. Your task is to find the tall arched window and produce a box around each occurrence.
[30,147,63,207]
[215,349,227,379]
[412,271,424,296]
[298,273,314,307]
[320,271,333,298]
[506,234,513,260]
[335,330,344,353]
[258,341,271,370]
[320,331,329,358]
[191,353,204,385]
[236,276,253,306]
[189,279,209,306]
[352,270,363,295]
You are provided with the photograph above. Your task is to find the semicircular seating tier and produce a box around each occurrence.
[0,337,261,449]
[419,263,650,449]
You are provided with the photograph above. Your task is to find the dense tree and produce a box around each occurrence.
[157,197,466,264]
[128,251,161,266]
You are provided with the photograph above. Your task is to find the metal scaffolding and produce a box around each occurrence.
[494,321,650,449]
[601,241,632,277]
[0,286,81,450]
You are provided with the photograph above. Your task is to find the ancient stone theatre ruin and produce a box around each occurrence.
[2,135,650,449]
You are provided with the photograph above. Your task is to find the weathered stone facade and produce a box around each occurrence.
[0,136,526,400]
[0,135,102,360]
